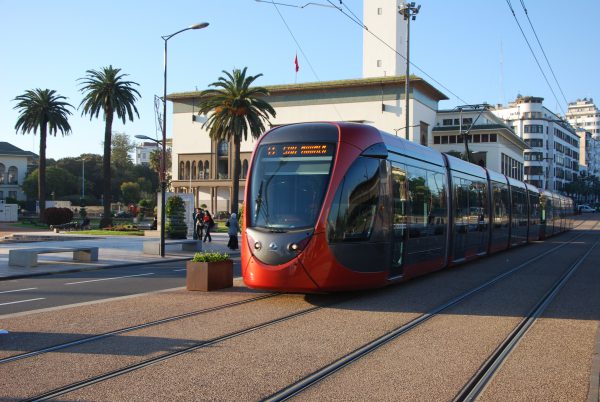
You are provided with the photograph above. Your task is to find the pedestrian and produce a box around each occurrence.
[203,211,214,242]
[195,208,205,240]
[226,212,239,250]
[192,208,199,239]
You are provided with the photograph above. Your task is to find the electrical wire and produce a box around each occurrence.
[268,0,345,121]
[519,0,569,105]
[329,0,470,105]
[505,0,565,115]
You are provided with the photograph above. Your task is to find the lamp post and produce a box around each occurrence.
[158,22,209,257]
[399,2,420,141]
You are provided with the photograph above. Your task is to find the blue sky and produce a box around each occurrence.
[1,0,598,159]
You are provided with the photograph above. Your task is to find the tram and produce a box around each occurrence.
[241,122,573,292]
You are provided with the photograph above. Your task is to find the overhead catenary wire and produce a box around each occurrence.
[505,0,565,115]
[519,0,569,106]
[268,0,345,121]
[328,0,469,105]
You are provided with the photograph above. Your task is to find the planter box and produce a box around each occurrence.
[186,260,233,291]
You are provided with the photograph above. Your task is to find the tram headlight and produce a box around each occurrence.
[289,243,299,251]
[254,241,262,250]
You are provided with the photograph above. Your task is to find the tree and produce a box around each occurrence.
[120,182,141,205]
[196,67,276,215]
[13,89,73,220]
[79,66,140,227]
[111,132,135,170]
[23,167,78,199]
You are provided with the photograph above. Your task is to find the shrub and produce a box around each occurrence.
[43,207,74,226]
[165,195,187,239]
[191,251,231,263]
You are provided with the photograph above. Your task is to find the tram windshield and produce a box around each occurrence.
[249,142,335,230]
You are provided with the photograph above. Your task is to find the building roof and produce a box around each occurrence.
[0,142,37,157]
[168,75,449,102]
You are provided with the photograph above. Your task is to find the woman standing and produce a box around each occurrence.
[226,213,239,250]
[203,211,214,242]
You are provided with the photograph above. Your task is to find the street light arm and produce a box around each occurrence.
[162,23,209,41]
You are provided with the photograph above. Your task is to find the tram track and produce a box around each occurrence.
[0,292,279,365]
[453,235,600,401]
[8,219,596,401]
[263,222,599,401]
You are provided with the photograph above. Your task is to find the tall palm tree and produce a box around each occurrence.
[79,65,140,227]
[197,67,276,215]
[13,89,73,221]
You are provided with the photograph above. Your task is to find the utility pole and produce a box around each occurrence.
[399,2,420,141]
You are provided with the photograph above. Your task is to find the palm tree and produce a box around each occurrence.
[197,67,276,215]
[79,66,140,227]
[13,89,73,221]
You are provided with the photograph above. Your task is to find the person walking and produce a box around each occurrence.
[194,208,205,240]
[203,211,214,242]
[226,212,239,250]
[192,208,199,240]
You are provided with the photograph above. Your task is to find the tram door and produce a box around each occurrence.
[390,163,407,278]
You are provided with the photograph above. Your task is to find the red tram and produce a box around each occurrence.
[241,122,573,292]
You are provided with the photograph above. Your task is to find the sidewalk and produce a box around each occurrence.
[0,229,239,280]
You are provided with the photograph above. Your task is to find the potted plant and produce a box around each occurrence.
[186,251,233,291]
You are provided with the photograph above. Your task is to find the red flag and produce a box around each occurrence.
[294,54,299,72]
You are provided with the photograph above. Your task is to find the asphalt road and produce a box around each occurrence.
[0,258,242,315]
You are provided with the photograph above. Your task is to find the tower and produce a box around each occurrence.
[363,0,408,78]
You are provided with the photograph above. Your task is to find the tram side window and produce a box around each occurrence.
[406,166,447,230]
[328,157,381,242]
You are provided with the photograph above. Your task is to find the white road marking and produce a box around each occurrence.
[0,298,45,307]
[0,288,37,294]
[173,269,187,272]
[64,273,155,285]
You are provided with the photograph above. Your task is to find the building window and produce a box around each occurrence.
[242,160,249,179]
[217,140,228,156]
[179,162,184,180]
[0,163,4,184]
[524,124,544,133]
[481,134,489,143]
[376,60,382,67]
[490,134,497,142]
[377,7,382,15]
[434,136,441,144]
[462,118,473,125]
[449,135,456,144]
[8,191,17,200]
[185,161,191,180]
[441,136,448,144]
[191,161,196,180]
[442,119,453,126]
[473,134,480,143]
[204,160,210,179]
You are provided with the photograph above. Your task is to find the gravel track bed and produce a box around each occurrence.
[478,239,600,401]
[58,232,588,401]
[293,232,590,401]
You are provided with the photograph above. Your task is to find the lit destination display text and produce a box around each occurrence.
[266,143,333,157]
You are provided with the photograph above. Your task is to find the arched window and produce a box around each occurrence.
[204,160,210,179]
[242,160,249,179]
[0,163,5,184]
[191,161,196,180]
[217,140,228,156]
[7,166,17,184]
[179,161,185,180]
[185,161,191,180]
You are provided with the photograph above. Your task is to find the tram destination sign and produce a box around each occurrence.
[266,143,333,158]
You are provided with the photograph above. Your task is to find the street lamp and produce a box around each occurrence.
[158,22,209,257]
[399,2,420,141]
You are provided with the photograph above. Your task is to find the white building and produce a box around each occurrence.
[566,99,600,178]
[135,141,159,166]
[492,96,579,192]
[169,76,447,213]
[0,142,37,201]
[432,108,527,180]
[363,0,408,78]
